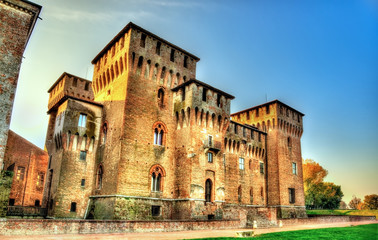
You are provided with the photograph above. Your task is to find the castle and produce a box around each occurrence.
[43,22,306,223]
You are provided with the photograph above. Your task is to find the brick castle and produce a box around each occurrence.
[43,22,306,223]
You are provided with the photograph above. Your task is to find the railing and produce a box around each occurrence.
[204,141,222,152]
[7,206,47,217]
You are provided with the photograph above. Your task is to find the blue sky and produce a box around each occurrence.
[11,0,378,203]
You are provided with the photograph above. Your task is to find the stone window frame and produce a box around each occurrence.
[207,152,213,163]
[289,188,296,204]
[292,162,297,175]
[239,157,245,170]
[152,121,168,146]
[150,164,166,192]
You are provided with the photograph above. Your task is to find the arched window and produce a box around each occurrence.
[153,122,167,146]
[205,179,212,202]
[150,165,165,192]
[102,123,108,144]
[157,88,164,107]
[96,165,103,190]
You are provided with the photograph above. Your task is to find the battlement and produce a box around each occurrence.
[47,72,96,112]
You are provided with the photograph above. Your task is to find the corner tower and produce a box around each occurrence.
[231,100,306,218]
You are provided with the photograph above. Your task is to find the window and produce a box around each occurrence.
[73,78,77,87]
[153,123,166,146]
[250,188,253,204]
[238,186,242,203]
[96,165,103,190]
[156,41,161,55]
[217,94,221,107]
[151,166,164,192]
[85,82,89,91]
[16,166,25,180]
[9,199,15,206]
[184,55,188,68]
[170,49,175,62]
[288,137,292,148]
[36,172,44,187]
[102,123,108,144]
[234,124,238,134]
[261,187,264,201]
[239,157,244,170]
[289,188,296,203]
[207,152,213,163]
[140,33,146,47]
[80,151,87,161]
[81,179,85,187]
[292,162,297,175]
[205,179,212,202]
[208,135,213,146]
[247,112,250,120]
[70,202,77,212]
[260,162,264,174]
[78,114,87,128]
[157,88,164,107]
[202,88,207,101]
[256,108,259,117]
[151,206,161,216]
[266,105,270,114]
[35,200,40,207]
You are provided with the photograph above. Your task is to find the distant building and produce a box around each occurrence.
[0,0,41,170]
[4,130,48,207]
[43,22,306,224]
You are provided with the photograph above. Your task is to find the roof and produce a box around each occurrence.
[47,72,92,93]
[231,99,304,116]
[91,22,200,64]
[171,79,235,99]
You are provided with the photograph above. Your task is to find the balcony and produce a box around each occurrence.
[203,140,222,153]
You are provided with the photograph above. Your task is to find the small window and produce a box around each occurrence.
[202,88,207,101]
[96,165,103,190]
[250,188,253,204]
[16,166,25,180]
[292,162,297,175]
[36,172,44,187]
[205,179,212,202]
[153,124,166,146]
[151,166,164,192]
[70,202,77,212]
[157,88,164,107]
[207,152,213,163]
[256,108,259,117]
[85,82,90,91]
[35,200,40,207]
[239,157,245,170]
[151,206,160,216]
[234,124,238,134]
[81,179,85,187]
[170,49,175,62]
[246,112,250,120]
[9,199,15,206]
[288,137,292,148]
[140,33,146,48]
[208,135,213,146]
[80,151,87,161]
[78,114,87,128]
[156,41,161,55]
[266,105,270,114]
[217,94,221,107]
[72,78,77,87]
[289,188,296,203]
[260,162,264,174]
[184,55,188,68]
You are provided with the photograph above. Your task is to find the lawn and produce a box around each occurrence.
[186,224,378,240]
[306,209,378,218]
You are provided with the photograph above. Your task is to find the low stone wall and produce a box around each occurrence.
[280,215,376,226]
[0,218,241,236]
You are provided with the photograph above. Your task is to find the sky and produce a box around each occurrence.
[10,0,378,203]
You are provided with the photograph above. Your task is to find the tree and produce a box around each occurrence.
[339,201,347,209]
[349,195,362,209]
[363,194,378,210]
[303,159,343,209]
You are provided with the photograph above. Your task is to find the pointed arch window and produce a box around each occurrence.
[153,122,167,146]
[205,179,212,202]
[150,165,165,192]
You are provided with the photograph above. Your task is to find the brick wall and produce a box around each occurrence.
[0,0,41,170]
[0,218,241,236]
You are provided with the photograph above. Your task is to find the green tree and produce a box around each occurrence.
[303,159,343,209]
[0,170,13,217]
[363,194,378,210]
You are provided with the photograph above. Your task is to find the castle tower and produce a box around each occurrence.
[231,100,306,218]
[43,72,102,218]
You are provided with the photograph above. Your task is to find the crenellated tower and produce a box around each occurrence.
[231,100,306,218]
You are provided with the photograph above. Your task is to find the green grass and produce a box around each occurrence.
[307,209,378,218]
[186,224,378,240]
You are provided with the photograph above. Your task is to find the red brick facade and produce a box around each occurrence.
[0,0,41,171]
[3,130,48,207]
[43,22,306,222]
